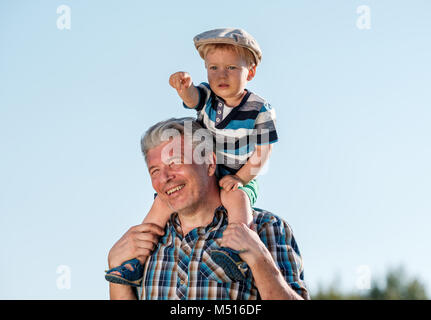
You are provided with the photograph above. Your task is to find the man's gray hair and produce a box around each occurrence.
[141,117,215,164]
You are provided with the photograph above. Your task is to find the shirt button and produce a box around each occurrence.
[217,110,222,114]
[218,103,223,107]
[216,118,220,122]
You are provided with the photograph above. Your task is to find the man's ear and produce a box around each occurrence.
[247,65,257,81]
[207,153,217,176]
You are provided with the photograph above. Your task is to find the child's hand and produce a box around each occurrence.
[169,71,200,108]
[169,71,193,94]
[219,175,244,192]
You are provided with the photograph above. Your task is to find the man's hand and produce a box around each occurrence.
[108,223,164,300]
[219,174,244,192]
[169,71,200,108]
[108,223,165,269]
[220,223,263,268]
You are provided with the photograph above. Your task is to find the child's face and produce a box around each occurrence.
[205,48,255,105]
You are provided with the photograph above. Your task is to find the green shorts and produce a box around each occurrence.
[238,179,259,207]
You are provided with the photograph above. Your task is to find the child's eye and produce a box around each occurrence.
[209,66,217,70]
[227,66,237,70]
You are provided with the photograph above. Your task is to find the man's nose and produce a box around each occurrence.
[159,167,175,184]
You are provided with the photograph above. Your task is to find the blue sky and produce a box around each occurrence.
[1,0,430,299]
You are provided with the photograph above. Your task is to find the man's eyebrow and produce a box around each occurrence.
[148,155,181,171]
[148,165,158,172]
[163,155,182,164]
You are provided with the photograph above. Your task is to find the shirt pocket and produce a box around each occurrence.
[198,249,253,284]
[198,250,256,300]
[199,249,233,283]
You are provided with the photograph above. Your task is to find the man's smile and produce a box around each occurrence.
[165,184,185,196]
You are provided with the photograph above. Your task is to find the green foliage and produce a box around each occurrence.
[313,266,428,300]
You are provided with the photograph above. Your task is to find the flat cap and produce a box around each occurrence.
[193,28,262,66]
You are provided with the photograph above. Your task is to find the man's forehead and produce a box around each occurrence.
[146,135,192,166]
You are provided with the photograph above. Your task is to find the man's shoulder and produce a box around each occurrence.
[251,207,290,230]
[251,208,297,248]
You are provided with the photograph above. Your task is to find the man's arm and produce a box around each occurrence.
[220,222,309,300]
[243,234,303,300]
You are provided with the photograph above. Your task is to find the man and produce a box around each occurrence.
[108,117,309,300]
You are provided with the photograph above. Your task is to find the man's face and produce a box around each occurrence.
[146,135,215,213]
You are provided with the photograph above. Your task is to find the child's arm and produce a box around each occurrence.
[169,71,200,108]
[219,144,273,191]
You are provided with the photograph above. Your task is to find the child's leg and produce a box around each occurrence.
[105,196,173,286]
[220,188,253,227]
[123,195,173,267]
[142,194,174,228]
[210,189,253,281]
[126,195,173,267]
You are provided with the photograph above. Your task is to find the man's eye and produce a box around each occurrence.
[170,159,182,167]
[150,169,159,176]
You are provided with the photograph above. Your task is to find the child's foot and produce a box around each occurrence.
[105,258,144,287]
[210,247,248,281]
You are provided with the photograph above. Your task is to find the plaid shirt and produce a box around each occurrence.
[137,206,309,300]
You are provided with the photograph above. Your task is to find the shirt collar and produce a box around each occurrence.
[168,206,227,236]
[211,89,251,110]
